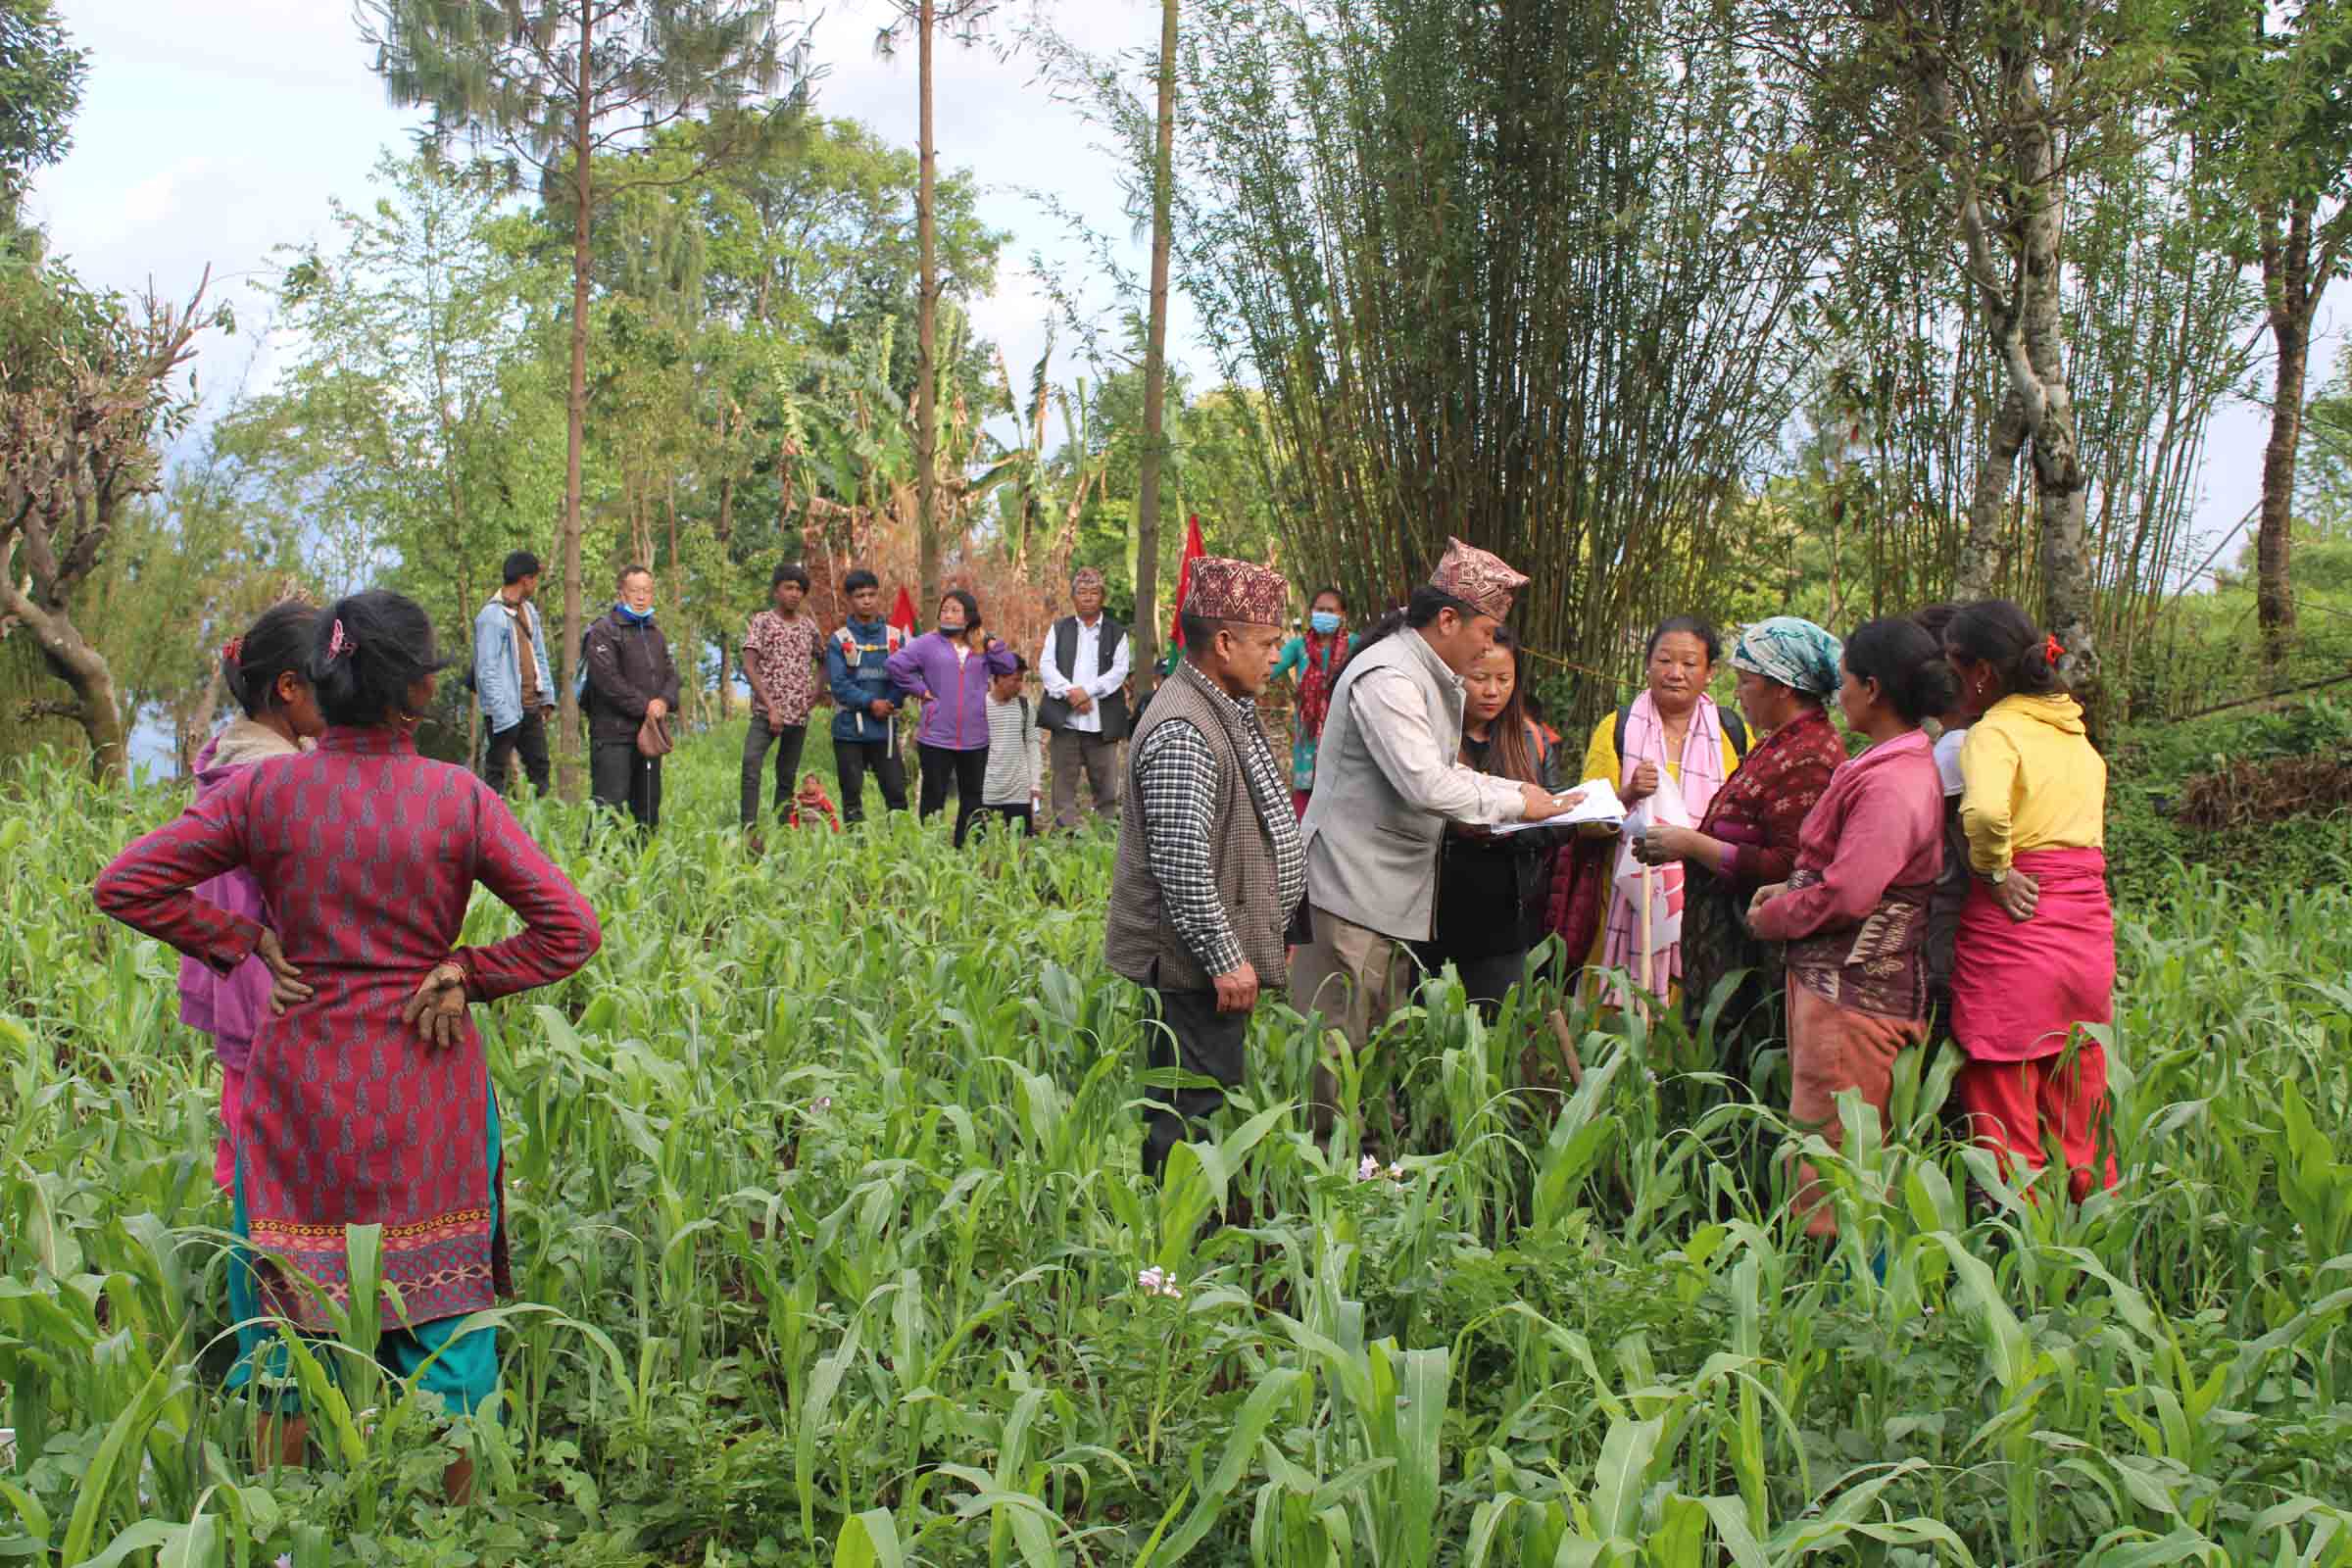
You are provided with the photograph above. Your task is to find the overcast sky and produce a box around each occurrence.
[24,0,2339,568]
[25,0,1186,431]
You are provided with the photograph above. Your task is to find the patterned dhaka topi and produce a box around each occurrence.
[1430,536,1529,620]
[1184,557,1290,626]
[1072,565,1106,594]
[1732,616,1844,698]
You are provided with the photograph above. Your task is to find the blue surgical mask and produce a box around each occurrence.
[1310,611,1342,635]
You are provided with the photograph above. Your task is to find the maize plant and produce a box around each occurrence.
[1,741,2349,1565]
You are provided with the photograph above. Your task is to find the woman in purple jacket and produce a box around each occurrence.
[888,588,1018,846]
[182,601,326,1190]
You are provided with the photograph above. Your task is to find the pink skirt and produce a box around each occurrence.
[1950,848,2114,1063]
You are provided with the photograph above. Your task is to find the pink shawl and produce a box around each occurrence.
[1601,692,1733,998]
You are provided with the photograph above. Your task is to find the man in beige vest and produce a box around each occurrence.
[1291,538,1583,1098]
[1104,557,1304,1181]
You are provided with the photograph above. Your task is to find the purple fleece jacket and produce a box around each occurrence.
[888,630,1018,751]
[176,721,300,1069]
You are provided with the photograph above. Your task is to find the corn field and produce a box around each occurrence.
[3,735,2350,1567]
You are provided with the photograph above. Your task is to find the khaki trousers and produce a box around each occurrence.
[1049,728,1120,828]
[1289,904,1409,1135]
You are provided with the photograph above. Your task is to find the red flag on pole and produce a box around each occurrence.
[1168,514,1206,648]
[887,585,918,635]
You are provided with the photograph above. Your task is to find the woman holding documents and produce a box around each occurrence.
[1747,618,1952,1238]
[1410,627,1569,1013]
[1939,599,2117,1200]
[1566,616,1750,1005]
[1632,616,1846,1085]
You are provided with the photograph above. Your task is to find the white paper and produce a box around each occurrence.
[1492,777,1629,834]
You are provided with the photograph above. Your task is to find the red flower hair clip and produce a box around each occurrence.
[2043,633,2063,665]
[220,636,244,667]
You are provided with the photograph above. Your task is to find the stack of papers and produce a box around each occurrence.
[1493,778,1627,835]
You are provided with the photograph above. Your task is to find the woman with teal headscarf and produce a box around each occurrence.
[1632,616,1847,1086]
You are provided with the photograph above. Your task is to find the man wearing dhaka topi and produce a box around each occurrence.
[1291,538,1584,1129]
[1104,557,1305,1182]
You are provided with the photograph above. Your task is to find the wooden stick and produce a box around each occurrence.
[1544,1007,1586,1090]
[1640,863,1655,998]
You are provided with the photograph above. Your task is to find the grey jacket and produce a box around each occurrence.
[1298,629,1525,942]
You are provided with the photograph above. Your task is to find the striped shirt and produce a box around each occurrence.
[982,693,1043,805]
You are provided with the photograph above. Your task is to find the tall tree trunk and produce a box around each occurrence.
[2256,198,2316,671]
[556,2,594,803]
[1957,384,2027,600]
[914,0,941,612]
[1132,0,1179,678]
[2014,120,2096,696]
[3,599,127,780]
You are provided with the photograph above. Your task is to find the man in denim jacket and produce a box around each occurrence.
[472,551,557,797]
[824,567,908,824]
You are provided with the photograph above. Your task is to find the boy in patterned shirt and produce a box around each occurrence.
[741,562,827,829]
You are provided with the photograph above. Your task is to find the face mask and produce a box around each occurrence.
[938,619,965,637]
[1310,612,1342,635]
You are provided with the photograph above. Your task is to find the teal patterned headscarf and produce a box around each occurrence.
[1731,616,1843,698]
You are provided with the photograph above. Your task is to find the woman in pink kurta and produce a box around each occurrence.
[1748,618,1956,1238]
[95,591,599,1485]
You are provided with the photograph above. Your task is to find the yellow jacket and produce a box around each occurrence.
[1580,709,1743,798]
[1957,694,2105,874]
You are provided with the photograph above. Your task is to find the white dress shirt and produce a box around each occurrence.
[1039,613,1131,734]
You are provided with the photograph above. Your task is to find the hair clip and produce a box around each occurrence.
[2043,633,2063,665]
[221,636,244,666]
[328,618,355,661]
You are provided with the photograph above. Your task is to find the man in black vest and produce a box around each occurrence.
[1036,565,1133,829]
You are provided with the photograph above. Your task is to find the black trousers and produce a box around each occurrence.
[1139,984,1250,1182]
[740,712,809,826]
[833,737,906,824]
[917,743,990,847]
[481,710,551,798]
[971,802,1035,838]
[590,737,662,831]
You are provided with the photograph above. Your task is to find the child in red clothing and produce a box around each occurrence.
[788,772,841,832]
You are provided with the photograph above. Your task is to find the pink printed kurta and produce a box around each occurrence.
[95,726,600,1330]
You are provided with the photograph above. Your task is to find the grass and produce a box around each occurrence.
[2,724,2349,1566]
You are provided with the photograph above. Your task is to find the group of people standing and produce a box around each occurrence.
[80,539,2118,1496]
[1108,541,2120,1227]
[467,550,682,831]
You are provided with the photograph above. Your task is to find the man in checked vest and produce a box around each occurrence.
[1104,557,1304,1182]
[1037,565,1133,829]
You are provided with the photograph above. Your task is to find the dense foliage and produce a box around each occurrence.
[2,727,2348,1565]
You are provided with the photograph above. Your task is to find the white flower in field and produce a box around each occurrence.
[812,1097,832,1112]
[1357,1154,1381,1181]
[1135,1266,1183,1299]
[276,1556,293,1568]
[1387,1162,1405,1181]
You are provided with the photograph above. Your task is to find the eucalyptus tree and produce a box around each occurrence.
[2184,0,2352,666]
[358,0,808,792]
[1130,0,1180,675]
[872,0,1016,614]
[1747,0,2182,696]
[221,151,565,698]
[1175,0,1832,712]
